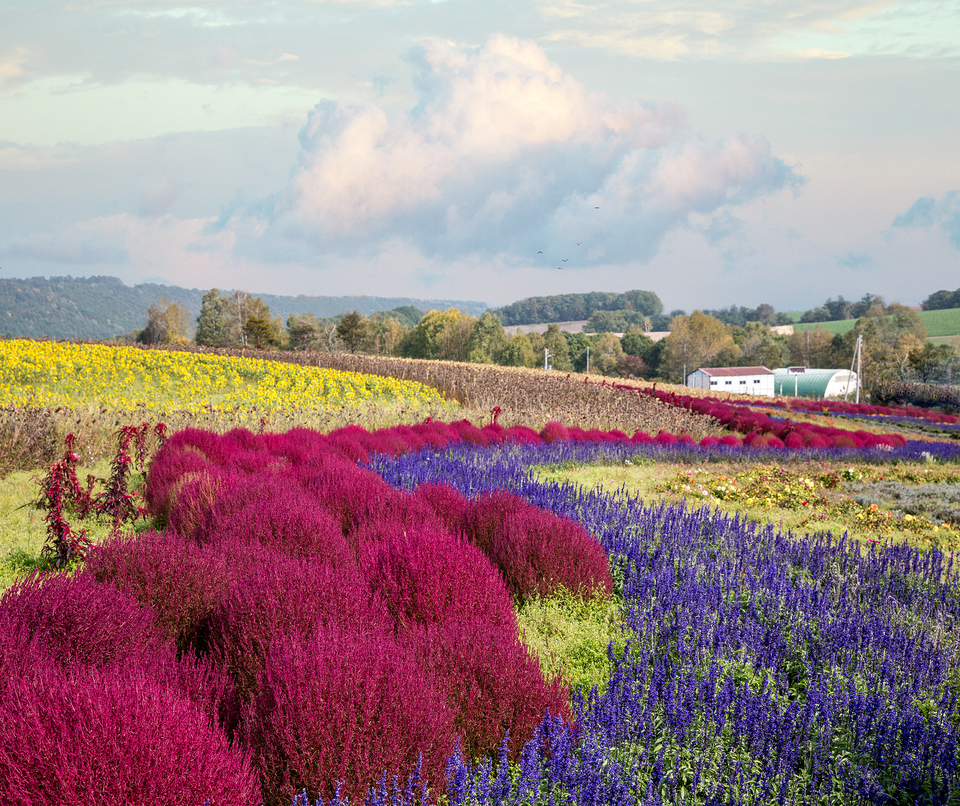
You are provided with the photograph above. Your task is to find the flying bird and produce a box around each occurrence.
[594,206,600,209]
[575,242,581,246]
[537,250,543,254]
[562,259,568,262]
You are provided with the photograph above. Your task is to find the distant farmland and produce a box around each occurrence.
[792,307,960,340]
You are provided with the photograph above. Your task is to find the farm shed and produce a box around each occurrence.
[772,368,859,399]
[686,367,775,397]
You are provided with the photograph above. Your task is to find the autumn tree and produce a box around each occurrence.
[788,326,835,368]
[139,298,191,345]
[661,311,740,382]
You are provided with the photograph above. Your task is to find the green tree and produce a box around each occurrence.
[495,334,535,367]
[661,311,740,382]
[733,322,789,369]
[543,324,571,371]
[195,289,227,346]
[787,326,834,368]
[591,333,624,376]
[336,311,368,353]
[287,313,322,351]
[400,309,465,359]
[467,312,508,364]
[243,316,277,349]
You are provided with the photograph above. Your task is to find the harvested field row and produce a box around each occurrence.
[125,345,720,439]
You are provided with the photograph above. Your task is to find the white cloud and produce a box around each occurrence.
[270,35,799,264]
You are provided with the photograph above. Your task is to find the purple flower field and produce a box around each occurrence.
[371,440,960,805]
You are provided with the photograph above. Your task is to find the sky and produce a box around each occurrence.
[1,0,958,311]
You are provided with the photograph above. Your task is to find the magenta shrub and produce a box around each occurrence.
[413,482,472,535]
[205,553,391,701]
[204,476,352,564]
[81,528,233,652]
[0,572,169,671]
[166,468,238,542]
[244,630,456,806]
[360,525,515,634]
[0,663,259,806]
[464,490,613,602]
[539,421,570,443]
[144,446,214,520]
[410,615,571,759]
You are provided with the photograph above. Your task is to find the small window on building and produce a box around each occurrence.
[725,381,732,385]
[710,381,717,386]
[740,380,746,385]
[754,379,760,383]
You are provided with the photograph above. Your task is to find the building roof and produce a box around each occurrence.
[694,367,774,377]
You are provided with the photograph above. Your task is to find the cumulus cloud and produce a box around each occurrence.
[271,35,799,265]
[893,191,960,249]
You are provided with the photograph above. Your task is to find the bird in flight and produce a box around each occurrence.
[594,206,599,210]
[562,259,568,262]
[537,250,543,254]
[575,241,581,246]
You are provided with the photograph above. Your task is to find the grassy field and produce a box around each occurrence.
[792,307,960,338]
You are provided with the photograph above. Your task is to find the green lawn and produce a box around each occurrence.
[0,460,134,591]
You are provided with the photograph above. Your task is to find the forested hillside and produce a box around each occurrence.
[490,290,662,326]
[0,276,487,340]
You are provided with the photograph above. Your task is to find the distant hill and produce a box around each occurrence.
[0,276,488,340]
[490,290,663,326]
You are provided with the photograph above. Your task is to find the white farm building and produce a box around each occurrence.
[686,367,775,397]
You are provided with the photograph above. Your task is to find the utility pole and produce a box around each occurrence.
[585,346,590,375]
[856,334,863,404]
[544,347,552,370]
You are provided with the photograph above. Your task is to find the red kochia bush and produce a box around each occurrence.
[0,572,168,671]
[144,446,215,521]
[166,468,238,542]
[203,475,352,565]
[539,421,570,443]
[205,553,391,701]
[466,492,614,602]
[360,524,516,634]
[414,482,472,535]
[411,615,571,759]
[0,664,259,806]
[81,528,233,653]
[245,630,456,806]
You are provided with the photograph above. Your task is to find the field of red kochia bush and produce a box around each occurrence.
[0,418,621,806]
[636,388,908,449]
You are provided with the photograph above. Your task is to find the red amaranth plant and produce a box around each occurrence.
[93,424,149,531]
[33,434,92,567]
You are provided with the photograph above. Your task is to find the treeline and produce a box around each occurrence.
[112,289,959,391]
[0,275,486,341]
[922,287,960,311]
[490,290,663,326]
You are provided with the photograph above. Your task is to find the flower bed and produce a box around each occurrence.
[4,418,960,805]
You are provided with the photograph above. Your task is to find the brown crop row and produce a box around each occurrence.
[129,343,716,439]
